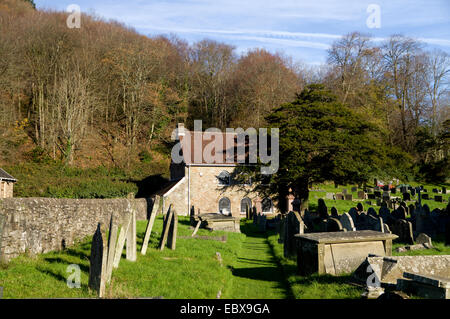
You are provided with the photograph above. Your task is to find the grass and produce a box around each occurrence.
[0,216,245,299]
[266,229,364,299]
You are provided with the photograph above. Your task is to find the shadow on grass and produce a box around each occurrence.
[36,265,90,292]
[43,257,90,273]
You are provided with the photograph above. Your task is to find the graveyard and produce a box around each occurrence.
[1,181,449,299]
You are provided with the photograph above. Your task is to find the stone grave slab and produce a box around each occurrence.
[295,230,397,276]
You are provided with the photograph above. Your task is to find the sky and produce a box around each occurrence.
[35,0,450,65]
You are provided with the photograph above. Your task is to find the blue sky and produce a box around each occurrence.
[36,0,450,65]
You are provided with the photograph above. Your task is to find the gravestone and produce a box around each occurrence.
[335,193,344,200]
[317,199,329,219]
[415,233,432,247]
[403,193,411,201]
[358,191,366,199]
[392,219,414,245]
[340,212,356,231]
[416,204,435,238]
[88,223,107,297]
[423,188,428,192]
[348,207,358,223]
[383,185,389,192]
[435,195,443,202]
[354,212,369,230]
[367,207,377,217]
[159,207,174,251]
[105,215,118,284]
[442,187,447,194]
[379,205,395,226]
[432,188,439,193]
[326,218,343,232]
[422,193,429,200]
[391,188,396,194]
[356,203,364,212]
[141,196,161,255]
[342,189,348,195]
[383,223,391,234]
[392,206,407,220]
[113,214,132,268]
[330,207,339,218]
[400,186,407,194]
[382,194,390,203]
[410,188,416,196]
[351,187,358,192]
[345,194,353,201]
[167,209,178,250]
[284,211,304,257]
[368,193,376,200]
[325,193,334,200]
[367,215,384,232]
[126,209,137,261]
[374,191,382,198]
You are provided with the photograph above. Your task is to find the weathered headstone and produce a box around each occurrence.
[335,193,344,200]
[141,196,161,255]
[356,203,364,212]
[330,207,339,218]
[435,195,443,202]
[340,212,356,231]
[105,215,118,284]
[126,209,137,261]
[392,219,414,245]
[326,218,343,232]
[318,199,329,219]
[416,204,435,238]
[342,189,348,195]
[403,192,411,201]
[432,188,439,193]
[422,193,429,200]
[415,233,432,247]
[88,223,107,297]
[284,211,304,258]
[358,190,366,199]
[410,188,416,196]
[345,194,353,201]
[374,191,382,198]
[159,206,174,251]
[367,207,377,217]
[167,209,178,250]
[367,215,384,232]
[325,193,334,200]
[113,214,132,268]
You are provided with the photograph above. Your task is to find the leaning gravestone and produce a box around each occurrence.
[105,215,118,284]
[89,223,108,298]
[126,209,137,261]
[113,214,132,268]
[159,206,174,251]
[340,212,356,231]
[415,233,432,247]
[167,209,178,250]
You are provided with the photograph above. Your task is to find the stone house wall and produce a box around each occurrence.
[0,181,14,198]
[0,197,153,262]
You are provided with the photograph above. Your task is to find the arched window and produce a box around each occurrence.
[217,171,230,186]
[262,198,273,213]
[219,197,231,215]
[240,197,252,214]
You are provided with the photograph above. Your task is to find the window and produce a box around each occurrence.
[217,171,231,186]
[240,197,252,214]
[261,198,273,213]
[219,197,231,215]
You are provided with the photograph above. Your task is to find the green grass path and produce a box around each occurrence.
[226,223,293,299]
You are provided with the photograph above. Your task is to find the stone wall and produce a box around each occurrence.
[0,197,153,262]
[0,181,14,198]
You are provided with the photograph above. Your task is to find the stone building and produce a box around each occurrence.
[0,168,16,198]
[156,124,278,217]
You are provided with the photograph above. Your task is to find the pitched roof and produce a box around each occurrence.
[176,126,255,166]
[0,168,16,182]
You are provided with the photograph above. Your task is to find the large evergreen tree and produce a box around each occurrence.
[254,84,409,212]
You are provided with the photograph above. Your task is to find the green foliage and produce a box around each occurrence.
[259,84,410,208]
[138,150,153,163]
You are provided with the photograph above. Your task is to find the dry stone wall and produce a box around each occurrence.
[0,197,152,262]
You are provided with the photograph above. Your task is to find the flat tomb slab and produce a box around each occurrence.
[295,231,398,276]
[194,213,241,233]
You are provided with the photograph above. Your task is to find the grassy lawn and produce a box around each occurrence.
[0,216,246,299]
